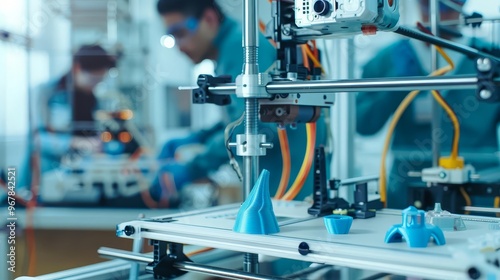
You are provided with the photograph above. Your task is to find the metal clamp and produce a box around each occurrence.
[236,73,272,98]
[193,75,233,106]
[234,134,273,156]
[476,58,499,102]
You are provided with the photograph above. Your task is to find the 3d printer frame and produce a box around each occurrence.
[111,0,500,279]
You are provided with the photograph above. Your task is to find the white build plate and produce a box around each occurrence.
[117,201,500,279]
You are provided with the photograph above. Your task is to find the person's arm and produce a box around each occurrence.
[356,41,423,135]
[185,130,228,181]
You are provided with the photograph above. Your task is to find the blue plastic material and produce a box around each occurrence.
[385,206,446,248]
[233,169,280,235]
[324,215,353,234]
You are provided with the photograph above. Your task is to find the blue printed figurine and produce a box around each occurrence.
[385,206,446,248]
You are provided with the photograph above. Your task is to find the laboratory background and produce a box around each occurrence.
[1,0,500,279]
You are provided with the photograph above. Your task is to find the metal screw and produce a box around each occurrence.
[477,58,492,72]
[407,171,422,177]
[480,89,492,100]
[260,143,273,149]
[275,107,285,117]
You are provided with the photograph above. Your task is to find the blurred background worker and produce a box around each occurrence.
[356,0,500,209]
[20,45,115,189]
[151,0,327,203]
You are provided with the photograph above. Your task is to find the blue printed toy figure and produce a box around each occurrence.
[385,206,446,248]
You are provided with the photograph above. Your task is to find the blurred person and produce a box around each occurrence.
[20,45,115,189]
[356,0,500,209]
[152,0,327,204]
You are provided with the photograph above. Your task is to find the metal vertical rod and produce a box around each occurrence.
[242,0,260,274]
[243,251,260,275]
[330,39,355,203]
[494,20,500,49]
[129,214,144,280]
[129,237,142,280]
[244,99,260,198]
[242,0,261,200]
[430,0,441,167]
[243,0,259,75]
[107,0,118,44]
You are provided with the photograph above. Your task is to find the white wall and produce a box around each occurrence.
[0,0,30,171]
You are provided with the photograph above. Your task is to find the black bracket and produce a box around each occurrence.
[149,240,192,279]
[465,12,484,29]
[350,183,380,219]
[193,74,232,106]
[476,57,500,103]
[409,182,500,214]
[328,178,382,219]
[308,147,349,217]
[307,147,383,218]
[286,64,309,81]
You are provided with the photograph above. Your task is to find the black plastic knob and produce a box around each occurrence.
[467,267,481,280]
[314,0,330,16]
[298,242,310,256]
[124,225,135,236]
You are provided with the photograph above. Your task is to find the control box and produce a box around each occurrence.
[295,0,400,35]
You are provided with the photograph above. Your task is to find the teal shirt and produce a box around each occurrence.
[186,17,327,200]
[357,39,500,208]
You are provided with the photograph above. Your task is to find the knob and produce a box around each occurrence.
[124,225,135,236]
[313,0,330,16]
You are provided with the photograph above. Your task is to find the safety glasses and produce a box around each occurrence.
[166,17,199,42]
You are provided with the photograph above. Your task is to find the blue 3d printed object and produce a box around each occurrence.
[233,169,280,235]
[385,206,446,248]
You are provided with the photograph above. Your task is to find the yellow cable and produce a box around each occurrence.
[379,90,421,206]
[459,187,471,215]
[494,196,500,217]
[379,46,455,207]
[433,46,459,160]
[275,127,291,199]
[282,123,316,200]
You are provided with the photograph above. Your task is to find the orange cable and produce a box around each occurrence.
[274,127,291,199]
[311,40,319,59]
[301,45,311,71]
[282,123,316,200]
[186,247,214,257]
